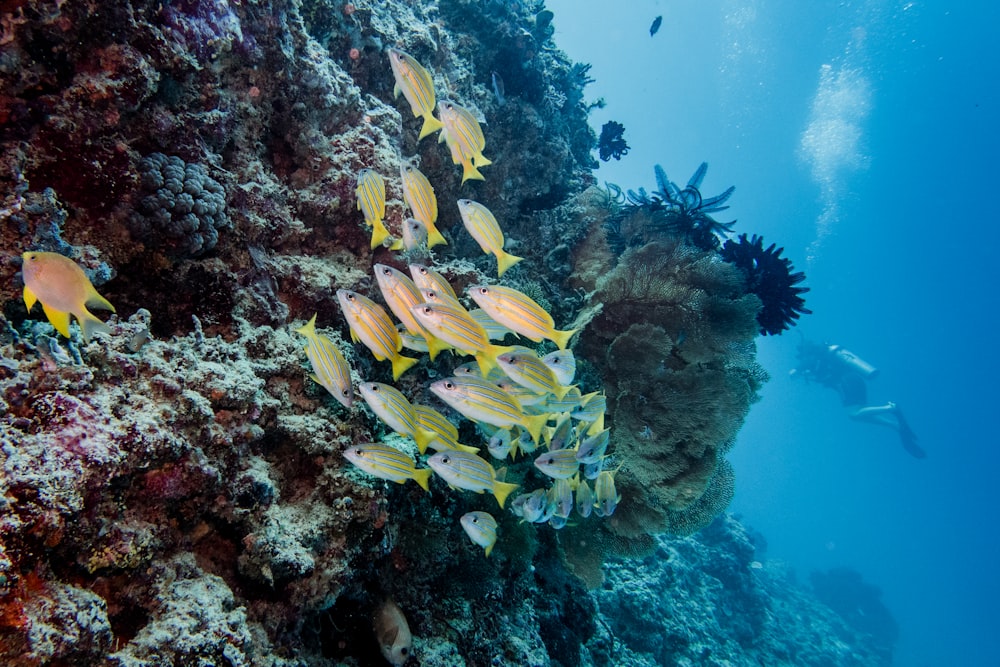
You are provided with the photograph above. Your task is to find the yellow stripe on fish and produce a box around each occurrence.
[496,349,574,400]
[399,164,446,247]
[460,511,498,557]
[534,448,580,480]
[295,314,355,409]
[429,375,547,446]
[409,263,459,302]
[468,284,577,350]
[437,101,492,183]
[358,382,436,453]
[469,308,515,342]
[427,450,519,508]
[411,301,510,376]
[414,404,480,454]
[456,200,522,277]
[593,468,621,517]
[374,264,450,360]
[355,169,391,249]
[572,391,607,434]
[388,48,444,140]
[337,289,418,381]
[343,443,432,492]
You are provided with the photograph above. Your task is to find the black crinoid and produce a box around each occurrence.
[720,233,811,335]
[604,162,737,253]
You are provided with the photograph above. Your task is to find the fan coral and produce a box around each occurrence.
[597,120,629,162]
[605,162,736,251]
[129,153,229,259]
[720,233,811,336]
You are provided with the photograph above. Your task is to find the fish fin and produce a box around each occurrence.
[85,288,116,313]
[411,467,432,492]
[542,425,555,446]
[424,334,450,361]
[393,82,401,99]
[348,325,360,344]
[23,285,37,312]
[41,303,73,339]
[370,219,391,249]
[390,354,419,381]
[495,250,523,278]
[484,542,494,557]
[550,327,578,351]
[414,428,437,455]
[474,352,495,377]
[554,384,576,401]
[587,413,605,436]
[456,442,480,454]
[523,413,549,447]
[492,480,520,509]
[77,307,112,343]
[425,222,448,248]
[295,313,318,338]
[389,238,404,251]
[418,114,444,140]
[308,373,321,386]
[473,153,492,168]
[460,161,485,184]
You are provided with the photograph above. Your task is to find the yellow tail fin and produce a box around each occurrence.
[413,427,437,455]
[492,480,519,509]
[391,354,419,381]
[550,327,578,351]
[473,153,492,168]
[418,114,444,140]
[496,250,523,278]
[425,221,448,248]
[460,161,485,184]
[411,467,432,492]
[522,413,549,447]
[370,218,391,249]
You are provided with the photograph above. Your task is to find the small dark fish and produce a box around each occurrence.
[491,71,505,106]
[650,15,663,37]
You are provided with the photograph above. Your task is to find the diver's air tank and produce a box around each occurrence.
[828,345,879,379]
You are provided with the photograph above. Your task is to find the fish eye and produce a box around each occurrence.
[371,385,379,392]
[346,293,355,301]
[401,648,408,656]
[444,382,454,389]
[381,267,391,275]
[472,517,479,523]
[478,287,489,295]
[441,456,450,464]
[422,306,432,314]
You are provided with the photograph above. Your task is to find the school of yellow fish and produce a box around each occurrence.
[317,49,620,558]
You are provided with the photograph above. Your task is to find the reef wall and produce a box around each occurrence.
[0,0,868,665]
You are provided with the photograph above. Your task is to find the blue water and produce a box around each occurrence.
[547,1,999,665]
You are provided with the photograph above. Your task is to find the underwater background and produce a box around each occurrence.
[551,1,998,666]
[1,0,996,665]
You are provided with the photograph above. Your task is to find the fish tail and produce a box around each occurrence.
[414,427,437,455]
[522,413,549,447]
[411,467,432,492]
[391,353,419,381]
[389,238,404,251]
[550,327,578,351]
[460,161,485,184]
[474,351,496,377]
[418,114,444,140]
[495,250,523,278]
[542,425,555,446]
[587,413,605,436]
[473,153,492,168]
[553,383,576,401]
[370,218,391,249]
[294,313,318,338]
[85,289,116,313]
[77,308,112,343]
[484,542,494,557]
[492,480,520,509]
[425,221,448,248]
[455,442,481,454]
[424,334,451,361]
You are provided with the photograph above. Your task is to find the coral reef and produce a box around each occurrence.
[0,0,833,664]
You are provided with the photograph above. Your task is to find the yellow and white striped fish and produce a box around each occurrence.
[399,164,446,247]
[438,101,492,183]
[409,263,459,302]
[575,478,594,518]
[401,217,428,252]
[593,468,621,517]
[337,289,418,381]
[429,375,548,445]
[460,511,498,557]
[356,169,391,249]
[427,450,519,508]
[534,448,580,480]
[575,428,609,465]
[388,48,444,140]
[572,391,606,434]
[468,284,577,350]
[496,349,573,400]
[374,264,450,360]
[540,385,583,415]
[343,443,432,492]
[295,314,355,409]
[414,404,479,454]
[456,200,522,277]
[411,301,510,376]
[541,349,576,386]
[359,382,436,453]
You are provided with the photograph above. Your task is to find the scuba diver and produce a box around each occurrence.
[792,338,925,459]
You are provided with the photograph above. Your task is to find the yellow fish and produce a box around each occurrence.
[411,301,509,376]
[429,375,547,446]
[414,404,479,454]
[295,314,355,409]
[460,511,498,557]
[468,284,577,350]
[21,251,115,342]
[438,101,492,183]
[408,263,459,303]
[427,450,519,508]
[356,169,391,249]
[456,200,522,277]
[343,443,431,492]
[496,349,573,400]
[388,48,444,140]
[337,289,417,381]
[358,382,436,453]
[399,164,446,248]
[373,264,450,360]
[593,468,622,517]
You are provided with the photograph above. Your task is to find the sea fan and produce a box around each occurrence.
[719,233,811,335]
